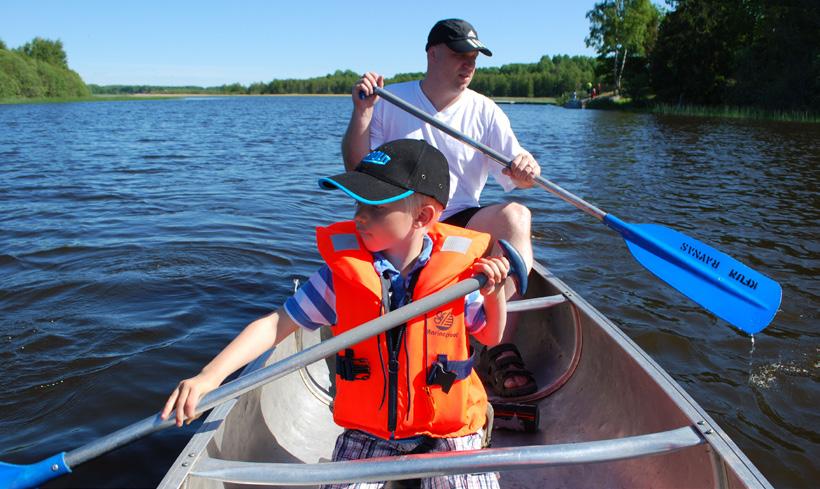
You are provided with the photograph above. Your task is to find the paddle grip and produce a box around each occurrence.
[498,239,528,295]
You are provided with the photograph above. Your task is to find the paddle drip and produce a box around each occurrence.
[748,335,756,378]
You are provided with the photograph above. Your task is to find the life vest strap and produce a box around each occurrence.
[336,348,371,381]
[427,349,478,394]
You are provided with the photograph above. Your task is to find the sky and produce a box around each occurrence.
[1,0,602,86]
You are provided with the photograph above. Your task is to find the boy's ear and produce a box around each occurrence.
[415,204,437,228]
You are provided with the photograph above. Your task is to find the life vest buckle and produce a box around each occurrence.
[427,350,479,394]
[336,348,370,381]
[428,363,457,393]
[427,354,458,393]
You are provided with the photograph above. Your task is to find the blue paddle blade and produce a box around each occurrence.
[604,215,781,334]
[0,453,71,489]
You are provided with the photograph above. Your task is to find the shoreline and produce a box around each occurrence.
[493,96,556,105]
[4,93,816,123]
[581,95,819,124]
[0,93,351,105]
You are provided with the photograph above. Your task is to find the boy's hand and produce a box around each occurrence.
[161,372,221,427]
[473,256,510,297]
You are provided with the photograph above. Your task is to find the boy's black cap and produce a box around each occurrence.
[319,139,450,207]
[425,19,492,56]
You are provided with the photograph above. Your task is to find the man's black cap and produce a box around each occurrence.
[425,19,492,56]
[319,139,450,208]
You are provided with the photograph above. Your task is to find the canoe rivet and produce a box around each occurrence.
[704,429,713,434]
[188,452,196,457]
[51,464,59,472]
[182,462,190,467]
[697,420,705,425]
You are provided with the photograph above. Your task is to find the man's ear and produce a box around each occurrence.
[427,45,438,63]
[415,204,437,228]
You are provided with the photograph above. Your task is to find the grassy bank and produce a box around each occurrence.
[584,96,819,123]
[492,96,557,105]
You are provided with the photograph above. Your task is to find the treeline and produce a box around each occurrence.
[0,37,89,98]
[586,0,819,112]
[89,56,600,98]
[87,84,231,95]
[651,0,819,111]
[472,55,597,97]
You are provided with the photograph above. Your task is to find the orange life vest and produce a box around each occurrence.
[316,220,491,440]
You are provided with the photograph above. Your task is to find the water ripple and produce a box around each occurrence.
[0,97,816,487]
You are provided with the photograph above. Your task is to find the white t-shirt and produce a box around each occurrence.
[370,80,522,220]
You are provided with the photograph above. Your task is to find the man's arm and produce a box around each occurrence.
[342,72,384,170]
[485,102,541,189]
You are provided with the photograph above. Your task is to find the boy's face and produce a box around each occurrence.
[354,200,417,252]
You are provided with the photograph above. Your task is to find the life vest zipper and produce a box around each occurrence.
[386,324,404,439]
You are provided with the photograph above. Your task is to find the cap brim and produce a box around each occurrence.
[319,172,414,205]
[447,39,492,56]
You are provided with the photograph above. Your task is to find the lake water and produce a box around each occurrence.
[1,96,817,487]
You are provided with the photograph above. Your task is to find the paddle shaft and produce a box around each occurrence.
[368,87,781,334]
[371,87,607,221]
[63,274,488,469]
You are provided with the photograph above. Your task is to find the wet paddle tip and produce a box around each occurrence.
[498,239,528,295]
[0,452,71,489]
[605,214,783,335]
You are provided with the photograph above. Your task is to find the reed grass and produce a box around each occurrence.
[650,103,819,123]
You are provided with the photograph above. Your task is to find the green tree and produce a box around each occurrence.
[651,0,750,105]
[16,37,68,68]
[248,81,267,94]
[585,0,660,93]
[651,0,819,111]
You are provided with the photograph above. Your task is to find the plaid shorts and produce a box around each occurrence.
[320,429,499,489]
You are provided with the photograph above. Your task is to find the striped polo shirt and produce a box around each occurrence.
[284,234,487,332]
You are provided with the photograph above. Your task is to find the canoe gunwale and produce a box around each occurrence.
[531,262,773,489]
[158,352,274,489]
[187,426,706,486]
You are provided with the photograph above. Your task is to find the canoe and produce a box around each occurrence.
[562,98,584,109]
[158,261,773,488]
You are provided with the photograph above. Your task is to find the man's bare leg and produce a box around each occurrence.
[465,202,533,392]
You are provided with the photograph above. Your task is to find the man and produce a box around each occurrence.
[341,18,541,397]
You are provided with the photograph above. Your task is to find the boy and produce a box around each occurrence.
[161,139,510,488]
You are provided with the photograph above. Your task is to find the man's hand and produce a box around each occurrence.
[353,72,384,112]
[502,150,541,188]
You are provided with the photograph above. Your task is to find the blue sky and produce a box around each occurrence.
[2,0,602,86]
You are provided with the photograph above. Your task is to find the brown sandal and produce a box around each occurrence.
[478,344,537,397]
